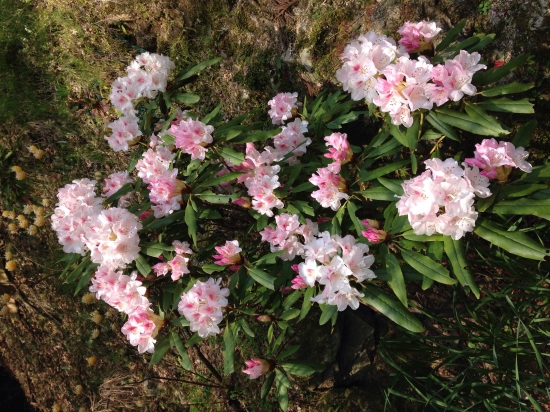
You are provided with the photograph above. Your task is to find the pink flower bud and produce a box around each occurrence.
[139,210,153,221]
[257,315,273,323]
[291,275,308,290]
[243,358,271,379]
[361,228,388,244]
[361,219,380,229]
[232,197,252,208]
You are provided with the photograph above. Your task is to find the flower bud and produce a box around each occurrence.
[256,315,273,323]
[232,197,252,209]
[242,358,272,379]
[361,219,380,229]
[361,228,388,244]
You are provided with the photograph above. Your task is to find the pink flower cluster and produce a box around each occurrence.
[361,219,388,244]
[268,92,298,125]
[337,22,487,127]
[260,214,376,311]
[234,142,284,216]
[178,278,229,338]
[397,21,442,53]
[106,53,175,151]
[104,115,143,152]
[298,232,376,311]
[90,267,161,353]
[272,118,311,165]
[51,179,142,269]
[213,240,242,270]
[396,158,492,240]
[465,138,532,182]
[310,134,351,211]
[103,171,133,207]
[152,240,193,281]
[260,214,319,260]
[135,145,183,218]
[170,118,214,161]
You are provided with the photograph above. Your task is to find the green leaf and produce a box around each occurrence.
[175,57,222,81]
[141,242,174,258]
[299,287,314,321]
[223,326,235,375]
[146,210,186,229]
[247,267,276,290]
[319,304,337,326]
[199,209,222,219]
[64,255,91,284]
[361,186,397,201]
[405,116,420,149]
[281,360,324,376]
[377,177,404,195]
[105,183,133,205]
[171,332,192,370]
[171,317,190,327]
[135,254,152,277]
[232,128,281,143]
[401,249,456,285]
[202,103,223,124]
[200,172,244,188]
[443,237,480,298]
[239,318,255,338]
[217,147,246,165]
[477,98,534,114]
[474,218,550,260]
[261,371,275,399]
[474,54,529,86]
[74,264,98,295]
[426,112,460,141]
[359,159,410,181]
[283,290,303,310]
[436,19,467,52]
[512,119,537,148]
[277,345,300,360]
[464,103,509,135]
[251,250,285,265]
[195,191,238,204]
[201,263,227,274]
[435,108,502,136]
[386,253,407,306]
[466,33,495,53]
[421,129,443,141]
[402,231,445,242]
[173,92,200,105]
[267,324,274,344]
[360,285,424,332]
[291,182,315,193]
[185,202,197,246]
[280,308,300,321]
[389,123,408,147]
[480,82,534,97]
[346,201,366,235]
[184,332,203,348]
[327,111,366,129]
[150,333,171,365]
[276,375,289,412]
[489,198,550,215]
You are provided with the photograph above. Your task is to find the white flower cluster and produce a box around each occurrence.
[51,179,142,269]
[106,52,175,151]
[178,278,230,338]
[90,267,162,353]
[396,158,492,240]
[260,214,376,311]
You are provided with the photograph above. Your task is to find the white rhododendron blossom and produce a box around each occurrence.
[103,171,133,207]
[178,278,229,338]
[396,158,493,240]
[170,117,215,161]
[152,240,193,281]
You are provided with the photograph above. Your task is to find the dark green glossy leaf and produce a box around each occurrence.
[401,249,456,285]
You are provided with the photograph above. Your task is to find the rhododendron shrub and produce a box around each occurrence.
[53,23,549,411]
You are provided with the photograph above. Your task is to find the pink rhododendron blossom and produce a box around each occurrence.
[213,240,243,270]
[268,92,298,124]
[243,359,271,379]
[325,132,353,164]
[397,21,441,53]
[178,278,229,338]
[361,227,388,243]
[171,118,214,161]
[104,115,143,152]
